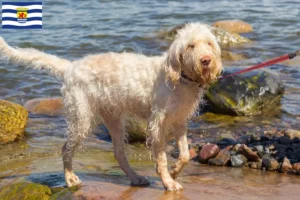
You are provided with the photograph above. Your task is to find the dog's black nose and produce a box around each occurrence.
[200,56,211,66]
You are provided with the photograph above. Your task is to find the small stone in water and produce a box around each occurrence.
[262,157,279,171]
[280,157,293,173]
[231,154,247,167]
[208,149,231,166]
[232,144,241,152]
[199,144,220,163]
[293,163,300,175]
[238,144,259,161]
[253,145,264,158]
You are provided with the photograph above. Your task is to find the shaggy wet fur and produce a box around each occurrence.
[0,22,223,191]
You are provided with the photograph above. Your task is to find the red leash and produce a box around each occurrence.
[219,50,300,79]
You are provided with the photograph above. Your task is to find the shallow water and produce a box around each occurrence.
[0,1,300,199]
[1,0,300,130]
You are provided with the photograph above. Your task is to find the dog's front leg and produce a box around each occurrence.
[169,123,189,179]
[148,115,183,191]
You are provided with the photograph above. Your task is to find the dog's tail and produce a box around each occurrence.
[0,37,71,78]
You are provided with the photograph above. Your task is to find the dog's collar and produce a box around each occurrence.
[180,71,201,86]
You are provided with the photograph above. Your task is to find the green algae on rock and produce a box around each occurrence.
[0,100,28,144]
[0,182,52,200]
[205,68,284,116]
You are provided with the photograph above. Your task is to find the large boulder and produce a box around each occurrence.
[0,182,52,200]
[0,100,28,144]
[161,24,250,47]
[213,20,253,33]
[205,68,284,116]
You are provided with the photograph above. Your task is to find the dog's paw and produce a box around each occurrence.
[65,171,82,188]
[164,180,183,191]
[130,175,150,187]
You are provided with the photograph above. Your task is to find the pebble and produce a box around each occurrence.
[280,157,293,173]
[284,129,300,140]
[231,154,247,167]
[293,163,300,174]
[238,144,259,161]
[199,144,220,163]
[262,157,279,171]
[208,149,231,166]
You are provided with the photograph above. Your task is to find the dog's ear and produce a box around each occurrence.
[165,41,182,84]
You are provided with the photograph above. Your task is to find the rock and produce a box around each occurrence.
[275,152,286,163]
[257,159,263,169]
[249,162,258,169]
[231,154,248,167]
[24,97,64,115]
[221,51,247,61]
[189,148,197,160]
[280,157,293,173]
[125,116,147,142]
[232,144,241,152]
[0,100,28,144]
[278,136,291,145]
[291,137,300,144]
[262,157,279,171]
[217,138,236,147]
[267,144,276,151]
[219,133,235,141]
[209,26,251,47]
[208,149,231,166]
[285,129,300,140]
[0,182,52,200]
[50,186,78,200]
[238,144,259,161]
[213,20,253,33]
[205,69,284,116]
[293,163,300,174]
[161,24,250,47]
[199,144,220,163]
[253,145,264,158]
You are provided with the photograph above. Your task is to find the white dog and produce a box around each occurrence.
[0,22,222,191]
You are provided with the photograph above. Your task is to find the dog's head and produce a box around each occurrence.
[166,23,223,86]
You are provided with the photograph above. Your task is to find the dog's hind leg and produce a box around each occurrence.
[62,87,95,187]
[102,115,150,187]
[169,123,189,179]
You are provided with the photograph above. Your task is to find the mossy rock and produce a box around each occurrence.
[0,100,28,144]
[49,186,79,200]
[0,182,52,200]
[160,24,250,47]
[125,116,147,142]
[205,68,284,116]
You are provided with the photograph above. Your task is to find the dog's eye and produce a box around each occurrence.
[208,42,212,46]
[188,44,195,48]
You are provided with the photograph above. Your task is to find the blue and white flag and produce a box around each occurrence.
[2,2,42,29]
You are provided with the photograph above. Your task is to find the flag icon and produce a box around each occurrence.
[2,2,42,29]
